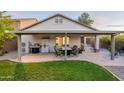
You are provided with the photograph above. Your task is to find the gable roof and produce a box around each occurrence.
[20,14,98,31]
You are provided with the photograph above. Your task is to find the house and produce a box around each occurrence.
[12,18,38,30]
[19,14,99,54]
[4,18,38,52]
[12,14,124,61]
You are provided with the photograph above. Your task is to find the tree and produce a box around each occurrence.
[78,12,94,26]
[0,11,6,17]
[0,11,16,55]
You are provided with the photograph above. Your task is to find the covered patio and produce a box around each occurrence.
[10,14,124,62]
[13,30,124,62]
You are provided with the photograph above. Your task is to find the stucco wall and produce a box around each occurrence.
[20,19,37,29]
[69,36,80,47]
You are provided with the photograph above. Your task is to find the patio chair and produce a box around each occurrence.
[78,48,83,54]
[71,45,79,56]
[115,50,119,57]
[54,46,62,56]
[78,43,85,53]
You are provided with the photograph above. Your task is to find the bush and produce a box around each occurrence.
[100,34,124,50]
[100,35,111,49]
[115,35,124,48]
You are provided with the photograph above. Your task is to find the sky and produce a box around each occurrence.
[5,11,124,31]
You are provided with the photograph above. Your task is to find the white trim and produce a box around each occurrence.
[12,30,124,34]
[95,35,100,51]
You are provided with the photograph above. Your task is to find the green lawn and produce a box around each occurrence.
[0,60,118,81]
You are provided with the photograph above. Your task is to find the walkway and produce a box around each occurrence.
[105,66,124,80]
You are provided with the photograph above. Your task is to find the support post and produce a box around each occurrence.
[95,35,100,52]
[17,34,21,62]
[64,33,67,60]
[84,36,87,47]
[111,34,115,60]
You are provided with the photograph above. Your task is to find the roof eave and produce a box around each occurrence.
[10,30,124,35]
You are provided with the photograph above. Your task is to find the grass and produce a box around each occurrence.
[0,60,118,81]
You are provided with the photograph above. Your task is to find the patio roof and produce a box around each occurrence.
[12,30,124,35]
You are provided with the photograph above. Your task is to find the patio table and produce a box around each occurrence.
[61,47,72,56]
[61,47,72,50]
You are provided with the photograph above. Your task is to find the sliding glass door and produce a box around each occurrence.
[55,37,69,46]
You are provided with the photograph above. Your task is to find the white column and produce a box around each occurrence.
[64,33,67,60]
[111,34,115,60]
[17,34,21,62]
[95,35,100,52]
[84,37,87,47]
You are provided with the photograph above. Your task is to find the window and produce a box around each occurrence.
[55,18,58,23]
[59,18,63,23]
[55,18,63,24]
[62,37,69,45]
[56,37,69,46]
[22,42,26,47]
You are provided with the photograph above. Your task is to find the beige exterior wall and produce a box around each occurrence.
[12,18,37,30]
[20,19,37,29]
[69,36,80,47]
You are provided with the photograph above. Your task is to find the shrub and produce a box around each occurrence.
[100,35,111,49]
[100,34,124,50]
[115,34,124,48]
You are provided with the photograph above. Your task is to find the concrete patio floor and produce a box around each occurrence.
[0,49,124,66]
